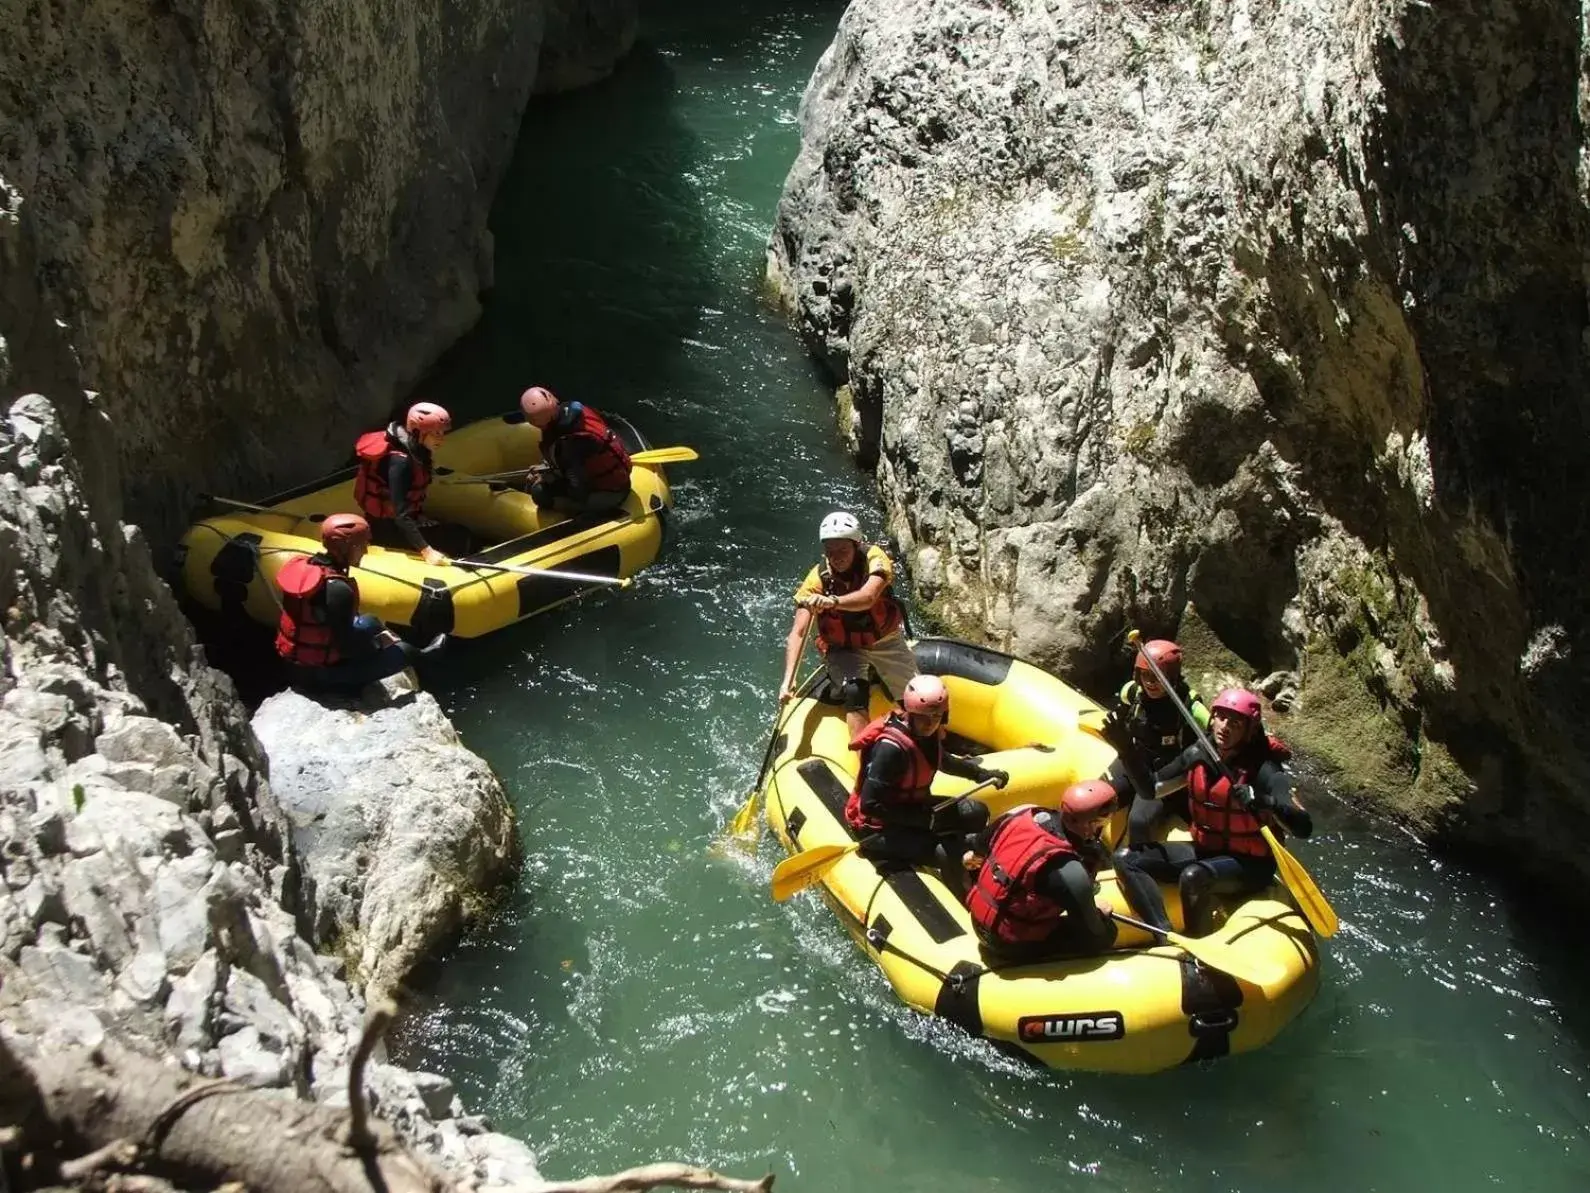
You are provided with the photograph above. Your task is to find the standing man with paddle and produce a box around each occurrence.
[518,386,633,515]
[845,675,1003,895]
[779,511,919,737]
[1113,687,1313,938]
[275,514,446,696]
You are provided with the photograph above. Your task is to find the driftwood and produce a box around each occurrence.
[0,1008,773,1193]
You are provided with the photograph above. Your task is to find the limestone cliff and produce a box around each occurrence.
[0,0,637,546]
[2,0,636,1178]
[768,0,1590,887]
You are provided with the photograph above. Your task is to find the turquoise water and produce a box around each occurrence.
[396,3,1590,1189]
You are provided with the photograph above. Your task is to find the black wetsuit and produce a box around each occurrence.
[366,438,474,558]
[854,736,993,897]
[969,811,1118,965]
[1113,742,1312,936]
[285,573,417,696]
[1113,680,1210,846]
[530,404,629,516]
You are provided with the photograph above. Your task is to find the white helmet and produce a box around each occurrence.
[819,511,863,543]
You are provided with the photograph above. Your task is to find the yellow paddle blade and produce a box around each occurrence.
[1261,825,1339,938]
[1163,927,1285,987]
[727,790,761,842]
[770,843,859,902]
[630,446,699,465]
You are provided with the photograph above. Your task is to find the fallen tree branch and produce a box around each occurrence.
[511,1162,775,1193]
[1,1034,774,1193]
[347,999,396,1154]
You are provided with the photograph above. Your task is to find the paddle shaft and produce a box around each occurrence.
[199,495,622,592]
[770,774,1004,902]
[201,493,303,519]
[1128,630,1231,784]
[758,616,816,788]
[463,561,630,587]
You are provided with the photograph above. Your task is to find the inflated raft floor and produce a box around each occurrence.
[177,410,671,640]
[763,637,1320,1073]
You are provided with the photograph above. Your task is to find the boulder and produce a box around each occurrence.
[769,0,1590,889]
[252,689,518,1001]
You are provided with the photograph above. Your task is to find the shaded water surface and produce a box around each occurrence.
[396,4,1590,1189]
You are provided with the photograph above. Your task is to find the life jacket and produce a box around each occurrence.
[966,809,1099,944]
[274,554,356,668]
[843,711,940,831]
[1186,738,1288,859]
[1119,679,1206,766]
[541,403,632,493]
[815,547,905,651]
[353,425,431,519]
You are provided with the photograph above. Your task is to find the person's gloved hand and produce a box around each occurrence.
[979,768,1010,790]
[1231,783,1259,811]
[1099,707,1137,751]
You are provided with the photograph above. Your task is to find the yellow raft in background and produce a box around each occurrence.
[763,637,1320,1073]
[177,411,672,639]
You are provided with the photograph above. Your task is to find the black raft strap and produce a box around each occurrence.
[1180,957,1243,1063]
[933,961,986,1039]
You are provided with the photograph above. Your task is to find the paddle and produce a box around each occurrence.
[727,616,817,842]
[200,493,310,519]
[1125,630,1338,938]
[1106,909,1284,987]
[770,775,1002,903]
[438,446,700,486]
[459,560,633,588]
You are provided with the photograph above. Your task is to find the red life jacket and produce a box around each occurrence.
[815,549,904,651]
[541,404,632,493]
[274,555,357,667]
[966,810,1097,944]
[843,712,940,831]
[353,427,430,519]
[1186,741,1284,859]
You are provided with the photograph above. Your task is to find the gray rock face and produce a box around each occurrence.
[0,0,639,547]
[768,0,1590,882]
[2,90,542,1183]
[253,686,519,1002]
[0,388,533,1179]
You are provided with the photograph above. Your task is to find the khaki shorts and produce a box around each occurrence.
[823,632,920,705]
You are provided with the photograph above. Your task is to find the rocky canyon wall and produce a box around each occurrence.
[768,0,1590,889]
[2,0,636,1178]
[1,0,638,547]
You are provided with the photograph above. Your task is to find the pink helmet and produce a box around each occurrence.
[320,512,371,548]
[1210,687,1262,720]
[405,402,452,436]
[902,675,949,717]
[519,386,560,428]
[1061,780,1116,832]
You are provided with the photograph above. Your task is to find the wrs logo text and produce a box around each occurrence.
[1018,1012,1125,1042]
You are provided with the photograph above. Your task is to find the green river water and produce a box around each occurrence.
[393,3,1590,1188]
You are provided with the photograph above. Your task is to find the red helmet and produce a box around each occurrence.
[519,386,560,428]
[405,402,452,436]
[1210,687,1262,720]
[1061,780,1116,832]
[1134,639,1183,681]
[902,675,949,717]
[320,513,371,549]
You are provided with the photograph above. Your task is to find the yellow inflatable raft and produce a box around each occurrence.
[177,411,672,639]
[764,637,1320,1073]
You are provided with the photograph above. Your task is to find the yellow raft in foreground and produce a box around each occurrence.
[764,637,1319,1073]
[177,411,672,639]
